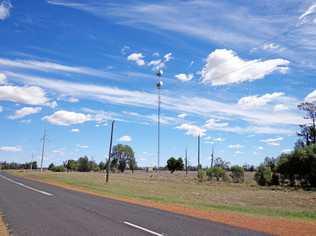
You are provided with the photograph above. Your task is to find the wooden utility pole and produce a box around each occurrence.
[106,120,115,183]
[185,148,188,176]
[40,128,46,173]
[197,135,200,169]
[211,144,214,168]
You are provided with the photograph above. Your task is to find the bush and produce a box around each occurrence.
[206,167,226,181]
[254,165,272,186]
[230,165,244,183]
[51,165,66,172]
[77,156,90,172]
[197,169,206,182]
[48,163,55,171]
[167,157,184,173]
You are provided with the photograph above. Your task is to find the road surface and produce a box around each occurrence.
[0,172,269,236]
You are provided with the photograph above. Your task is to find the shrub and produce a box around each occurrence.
[230,165,244,183]
[48,163,55,171]
[51,165,66,172]
[197,169,206,182]
[167,157,184,173]
[206,167,226,181]
[254,165,272,186]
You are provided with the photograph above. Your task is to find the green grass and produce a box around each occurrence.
[10,170,316,221]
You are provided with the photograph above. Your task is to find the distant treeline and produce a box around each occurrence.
[0,161,37,170]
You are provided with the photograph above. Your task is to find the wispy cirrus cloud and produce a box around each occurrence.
[7,71,303,134]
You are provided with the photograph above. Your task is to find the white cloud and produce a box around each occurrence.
[77,144,88,149]
[0,58,112,78]
[0,85,52,106]
[52,149,64,156]
[205,136,224,142]
[127,53,145,66]
[118,135,132,142]
[305,90,316,102]
[9,107,42,120]
[67,97,79,103]
[0,145,21,152]
[177,113,187,118]
[258,146,264,150]
[175,73,193,82]
[71,128,80,133]
[44,110,92,126]
[261,137,283,146]
[228,144,243,149]
[281,149,292,153]
[176,123,205,137]
[204,118,229,129]
[8,72,303,132]
[164,53,172,62]
[201,49,289,86]
[238,92,284,109]
[262,43,282,51]
[299,4,316,24]
[0,106,2,112]
[273,104,289,112]
[0,1,11,20]
[0,73,7,84]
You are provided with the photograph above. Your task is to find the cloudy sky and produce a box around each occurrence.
[0,0,316,167]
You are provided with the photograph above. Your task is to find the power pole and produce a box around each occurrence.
[106,120,115,183]
[211,144,214,168]
[40,128,46,173]
[197,135,200,170]
[30,153,34,171]
[156,70,163,173]
[185,148,188,176]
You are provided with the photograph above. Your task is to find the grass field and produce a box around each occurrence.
[10,170,316,221]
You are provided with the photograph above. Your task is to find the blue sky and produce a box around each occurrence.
[0,0,316,167]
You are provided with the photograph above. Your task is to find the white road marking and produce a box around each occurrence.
[123,221,164,236]
[0,174,53,196]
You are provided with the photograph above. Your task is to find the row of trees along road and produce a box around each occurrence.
[255,102,316,188]
[48,144,137,173]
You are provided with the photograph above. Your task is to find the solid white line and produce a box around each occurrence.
[123,221,164,236]
[0,174,53,196]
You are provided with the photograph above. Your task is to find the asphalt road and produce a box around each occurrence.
[0,172,269,236]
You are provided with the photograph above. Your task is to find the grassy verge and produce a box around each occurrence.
[10,170,316,221]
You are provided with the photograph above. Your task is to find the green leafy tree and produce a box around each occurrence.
[254,165,272,186]
[230,165,244,183]
[111,144,136,173]
[206,167,226,181]
[65,160,77,171]
[48,163,55,171]
[166,157,184,173]
[298,102,316,145]
[77,156,90,172]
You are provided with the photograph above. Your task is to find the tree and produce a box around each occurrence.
[111,144,136,173]
[99,161,106,171]
[77,156,90,172]
[298,102,316,145]
[254,165,272,186]
[213,157,230,170]
[65,160,77,171]
[48,163,55,171]
[230,165,244,183]
[166,157,184,173]
[206,167,226,181]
